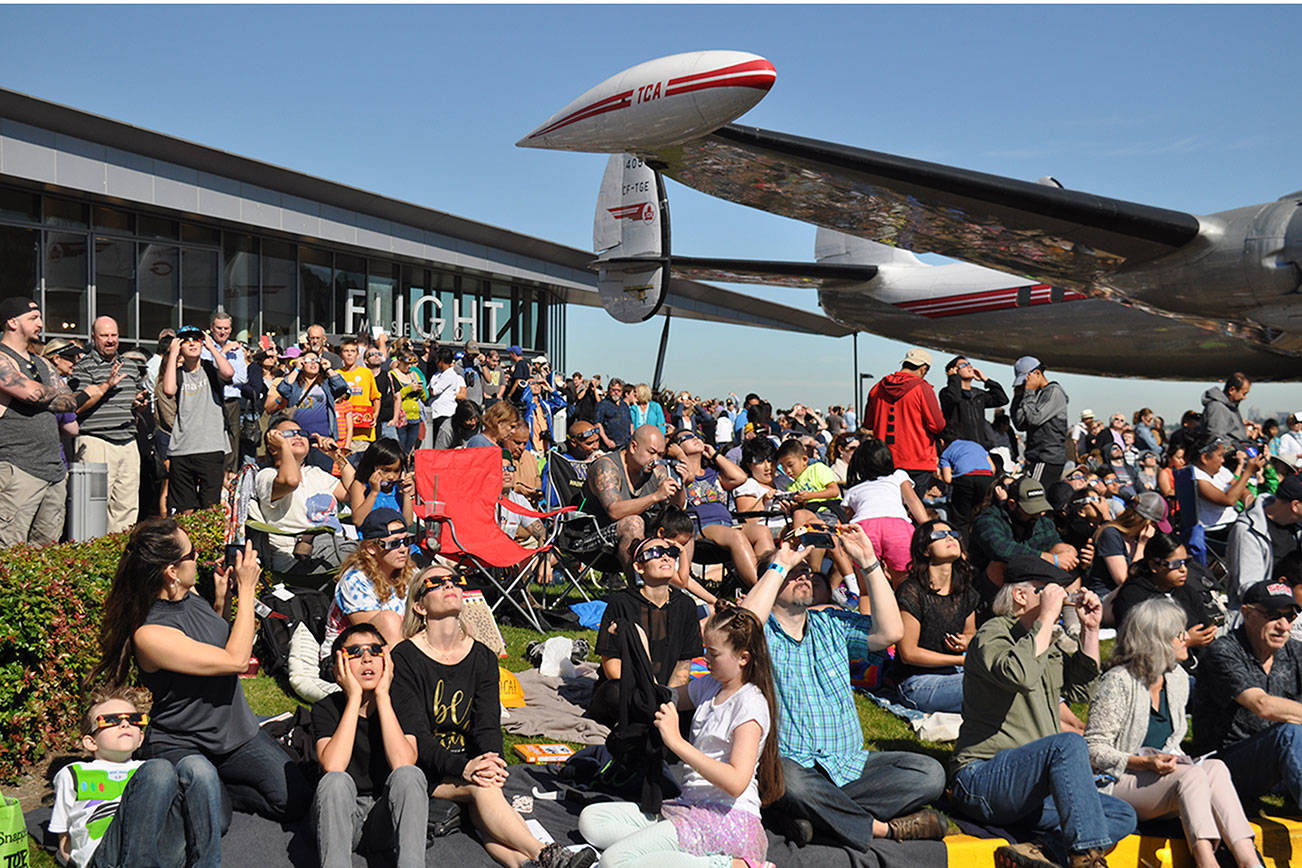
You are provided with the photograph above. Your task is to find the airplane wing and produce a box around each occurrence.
[643,124,1203,292]
[668,257,874,288]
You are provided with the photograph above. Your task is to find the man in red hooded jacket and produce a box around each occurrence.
[866,348,945,490]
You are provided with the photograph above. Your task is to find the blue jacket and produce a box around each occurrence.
[631,401,666,433]
[524,386,568,444]
[277,372,351,439]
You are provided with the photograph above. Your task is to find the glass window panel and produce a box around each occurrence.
[222,233,259,337]
[0,226,40,309]
[367,261,398,340]
[181,222,220,245]
[44,232,87,334]
[0,188,40,224]
[435,270,457,344]
[44,198,88,229]
[137,215,178,240]
[138,244,179,339]
[94,236,136,339]
[93,206,133,234]
[262,239,297,343]
[182,248,218,334]
[402,264,430,341]
[532,293,545,352]
[333,253,365,337]
[299,246,332,333]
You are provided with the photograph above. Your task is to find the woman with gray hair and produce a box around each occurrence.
[1084,598,1262,868]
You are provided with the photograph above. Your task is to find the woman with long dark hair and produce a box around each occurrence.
[890,518,980,713]
[89,518,307,821]
[1109,532,1221,656]
[435,398,482,450]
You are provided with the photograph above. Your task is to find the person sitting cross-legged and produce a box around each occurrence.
[584,424,687,569]
[949,555,1136,868]
[741,524,949,848]
[312,624,428,868]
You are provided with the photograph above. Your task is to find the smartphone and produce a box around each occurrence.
[224,543,243,571]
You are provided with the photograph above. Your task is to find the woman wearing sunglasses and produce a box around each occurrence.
[321,508,417,659]
[890,520,980,713]
[311,623,427,868]
[1084,492,1168,602]
[1109,532,1222,657]
[90,517,309,822]
[389,566,598,868]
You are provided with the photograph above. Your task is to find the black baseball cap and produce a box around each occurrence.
[1005,554,1074,587]
[0,296,38,326]
[1242,580,1301,616]
[1275,475,1302,504]
[176,325,203,340]
[359,507,408,540]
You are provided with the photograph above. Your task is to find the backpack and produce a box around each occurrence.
[254,585,332,678]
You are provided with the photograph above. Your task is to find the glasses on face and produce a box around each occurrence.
[1159,558,1188,570]
[675,432,698,443]
[276,428,308,440]
[93,711,149,732]
[1068,472,1087,481]
[637,544,681,563]
[342,643,385,659]
[957,361,973,369]
[423,572,467,592]
[173,546,197,565]
[376,534,413,551]
[1082,494,1102,503]
[930,528,961,541]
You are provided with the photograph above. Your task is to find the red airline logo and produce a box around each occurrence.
[609,203,655,223]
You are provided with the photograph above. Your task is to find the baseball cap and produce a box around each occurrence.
[282,346,302,359]
[569,420,598,440]
[1289,412,1302,425]
[1045,481,1075,516]
[902,347,932,368]
[1132,491,1169,524]
[1242,580,1301,616]
[1275,475,1302,503]
[176,325,203,340]
[1009,476,1052,514]
[1080,409,1095,419]
[533,355,549,365]
[508,344,523,356]
[1012,356,1043,387]
[1005,554,1074,587]
[359,507,409,541]
[0,296,38,326]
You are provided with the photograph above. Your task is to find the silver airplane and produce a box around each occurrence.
[519,50,1302,381]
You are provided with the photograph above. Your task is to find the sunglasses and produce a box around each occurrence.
[276,428,309,439]
[1159,558,1188,570]
[675,432,699,443]
[637,544,681,563]
[930,528,961,541]
[1068,472,1087,481]
[173,546,197,565]
[1249,605,1299,622]
[375,534,413,551]
[423,572,467,592]
[93,711,149,732]
[341,643,385,659]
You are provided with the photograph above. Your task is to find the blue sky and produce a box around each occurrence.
[3,5,1299,422]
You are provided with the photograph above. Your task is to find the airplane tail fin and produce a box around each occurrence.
[815,227,922,267]
[592,154,669,322]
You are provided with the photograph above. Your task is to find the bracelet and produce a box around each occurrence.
[768,563,789,578]
[1053,554,1059,568]
[859,559,881,574]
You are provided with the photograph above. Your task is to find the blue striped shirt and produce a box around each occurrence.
[765,608,885,786]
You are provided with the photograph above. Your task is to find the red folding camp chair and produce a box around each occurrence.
[411,446,575,631]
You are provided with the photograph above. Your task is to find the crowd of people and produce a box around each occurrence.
[8,291,1302,868]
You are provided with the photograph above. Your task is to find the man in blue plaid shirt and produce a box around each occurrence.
[743,524,948,848]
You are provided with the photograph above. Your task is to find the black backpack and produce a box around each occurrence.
[254,585,332,677]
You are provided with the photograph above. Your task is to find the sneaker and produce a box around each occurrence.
[993,842,1061,868]
[526,640,545,668]
[534,843,598,868]
[570,638,591,664]
[886,808,947,841]
[1067,849,1109,868]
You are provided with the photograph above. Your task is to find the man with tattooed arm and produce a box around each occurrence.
[0,297,122,544]
[582,423,687,569]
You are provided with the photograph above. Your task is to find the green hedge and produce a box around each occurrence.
[0,509,226,782]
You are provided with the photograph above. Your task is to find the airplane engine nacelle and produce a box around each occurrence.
[518,51,775,153]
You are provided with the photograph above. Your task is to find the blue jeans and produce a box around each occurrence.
[951,733,1135,862]
[87,756,222,868]
[1218,721,1302,804]
[143,729,310,823]
[897,670,965,714]
[381,422,421,455]
[771,752,946,849]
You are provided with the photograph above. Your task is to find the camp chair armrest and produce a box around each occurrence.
[498,500,576,520]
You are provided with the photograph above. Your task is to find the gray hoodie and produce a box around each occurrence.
[1201,387,1247,448]
[1011,381,1069,465]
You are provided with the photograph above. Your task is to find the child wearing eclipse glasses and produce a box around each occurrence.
[49,687,222,867]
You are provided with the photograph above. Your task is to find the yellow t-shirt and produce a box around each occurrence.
[789,461,839,504]
[338,367,380,441]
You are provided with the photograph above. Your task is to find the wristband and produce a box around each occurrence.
[859,559,881,575]
[768,563,789,578]
[73,389,90,407]
[1053,554,1059,568]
